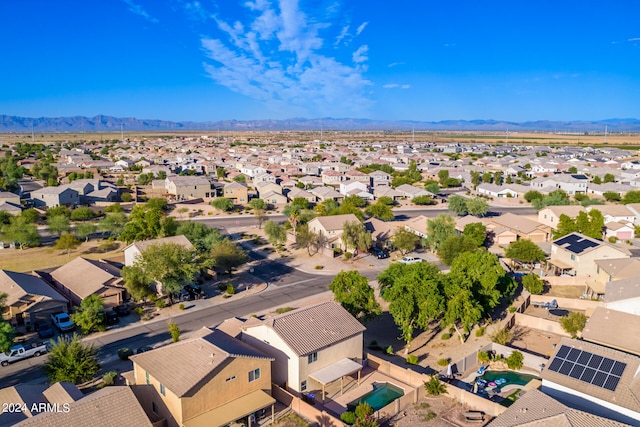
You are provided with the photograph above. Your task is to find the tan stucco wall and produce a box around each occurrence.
[133,364,182,427]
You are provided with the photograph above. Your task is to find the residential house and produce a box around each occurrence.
[403,215,429,238]
[476,183,530,198]
[368,170,391,187]
[395,183,432,200]
[321,169,343,186]
[530,174,589,195]
[47,258,125,307]
[604,276,640,316]
[540,337,640,426]
[307,213,360,250]
[625,203,640,225]
[31,187,79,208]
[364,217,397,249]
[538,206,586,229]
[0,270,68,328]
[605,221,635,241]
[548,232,630,279]
[12,386,153,427]
[240,164,267,178]
[223,181,249,204]
[253,172,277,185]
[587,182,634,197]
[254,181,282,196]
[285,187,316,204]
[0,382,82,426]
[588,205,637,225]
[594,258,640,284]
[165,176,213,201]
[241,302,365,399]
[344,169,370,185]
[260,190,287,205]
[128,328,275,427]
[488,389,629,427]
[339,181,373,200]
[582,307,640,357]
[488,213,552,243]
[373,187,404,201]
[310,186,344,202]
[0,191,21,206]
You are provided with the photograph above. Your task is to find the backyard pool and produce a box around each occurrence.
[479,370,539,386]
[347,383,404,411]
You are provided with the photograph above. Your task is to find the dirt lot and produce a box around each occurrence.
[388,396,492,427]
[544,285,585,298]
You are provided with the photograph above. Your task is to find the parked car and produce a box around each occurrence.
[34,321,54,339]
[178,289,193,302]
[399,256,423,264]
[113,304,130,317]
[370,247,390,259]
[184,284,206,299]
[104,310,120,325]
[1,342,49,366]
[136,345,153,354]
[50,312,75,332]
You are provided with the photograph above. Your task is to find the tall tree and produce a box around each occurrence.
[99,212,128,238]
[47,214,71,236]
[466,197,489,217]
[44,334,100,384]
[121,265,153,301]
[329,271,381,322]
[120,204,177,243]
[176,221,224,252]
[463,222,487,247]
[71,294,105,334]
[55,233,81,256]
[392,228,420,255]
[505,239,547,272]
[2,216,40,249]
[447,195,468,216]
[209,239,248,275]
[210,197,234,212]
[554,214,579,239]
[426,214,456,252]
[0,293,15,352]
[437,235,478,266]
[296,224,321,255]
[75,223,97,242]
[364,201,394,221]
[341,221,372,257]
[264,220,287,247]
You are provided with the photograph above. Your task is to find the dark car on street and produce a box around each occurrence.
[113,304,130,317]
[370,247,390,259]
[104,310,120,325]
[33,320,54,339]
[178,289,193,302]
[184,284,206,300]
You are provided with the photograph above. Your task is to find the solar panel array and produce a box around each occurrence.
[554,234,600,254]
[548,345,626,391]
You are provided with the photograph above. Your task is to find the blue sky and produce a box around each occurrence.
[1,0,639,122]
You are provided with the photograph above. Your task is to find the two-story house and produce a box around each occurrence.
[128,328,275,427]
[538,206,586,229]
[165,176,213,201]
[368,170,391,187]
[223,181,249,204]
[307,214,360,250]
[241,302,365,402]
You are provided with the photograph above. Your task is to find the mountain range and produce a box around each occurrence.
[1,115,639,132]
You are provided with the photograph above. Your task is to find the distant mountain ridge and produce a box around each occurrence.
[1,114,639,132]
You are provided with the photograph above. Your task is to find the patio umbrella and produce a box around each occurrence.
[446,363,453,378]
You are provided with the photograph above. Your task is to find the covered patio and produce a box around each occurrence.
[309,358,363,403]
[547,259,574,276]
[183,389,275,427]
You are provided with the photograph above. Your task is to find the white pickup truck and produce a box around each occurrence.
[1,342,49,366]
[51,312,75,332]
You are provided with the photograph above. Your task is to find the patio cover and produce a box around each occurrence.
[547,259,572,270]
[183,389,275,427]
[309,358,362,402]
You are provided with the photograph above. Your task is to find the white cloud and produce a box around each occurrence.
[352,45,368,63]
[335,24,350,46]
[387,62,404,68]
[628,37,640,41]
[356,21,368,36]
[121,0,158,23]
[383,83,410,89]
[202,1,372,117]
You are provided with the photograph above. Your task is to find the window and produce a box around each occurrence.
[226,375,237,382]
[152,402,157,414]
[160,383,165,396]
[249,368,261,382]
[145,371,150,385]
[570,254,576,261]
[308,352,318,364]
[301,381,307,392]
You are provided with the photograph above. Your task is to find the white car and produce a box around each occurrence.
[399,256,423,264]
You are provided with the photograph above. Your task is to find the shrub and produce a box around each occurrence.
[608,236,618,243]
[437,358,449,367]
[355,403,374,420]
[509,306,517,313]
[133,307,144,316]
[117,348,133,360]
[506,351,524,370]
[477,351,490,364]
[97,241,119,253]
[522,274,544,295]
[344,252,353,260]
[155,299,166,309]
[179,303,185,310]
[424,375,447,396]
[441,333,451,340]
[385,345,394,355]
[168,320,180,343]
[340,411,356,425]
[275,307,294,314]
[226,284,235,295]
[475,326,486,337]
[559,312,588,338]
[406,354,419,365]
[314,265,324,270]
[103,371,117,386]
[490,327,512,345]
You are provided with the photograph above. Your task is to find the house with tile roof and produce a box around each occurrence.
[488,212,552,243]
[604,276,640,316]
[241,301,366,400]
[540,337,640,426]
[403,215,429,238]
[582,307,640,357]
[0,270,68,328]
[47,257,125,307]
[548,232,630,278]
[165,176,214,201]
[538,205,586,229]
[128,328,274,427]
[222,181,249,204]
[124,235,194,267]
[307,213,360,251]
[0,382,82,426]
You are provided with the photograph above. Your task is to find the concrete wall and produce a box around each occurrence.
[514,313,570,337]
[531,295,604,311]
[271,384,342,427]
[365,353,425,388]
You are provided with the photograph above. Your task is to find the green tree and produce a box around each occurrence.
[168,320,180,343]
[119,204,177,243]
[70,207,96,221]
[554,214,579,239]
[44,334,100,384]
[559,312,588,338]
[392,228,420,255]
[412,195,436,205]
[425,182,440,195]
[99,212,128,238]
[156,170,167,180]
[603,191,621,202]
[592,175,602,184]
[176,221,224,252]
[121,265,153,301]
[210,239,248,275]
[0,293,15,353]
[585,209,604,240]
[71,294,106,334]
[603,173,615,183]
[2,216,40,249]
[568,166,578,174]
[329,271,381,322]
[47,214,71,236]
[522,274,544,295]
[470,171,481,189]
[216,167,226,179]
[438,170,450,185]
[75,223,97,242]
[264,220,287,247]
[424,375,447,396]
[378,262,445,353]
[482,171,493,184]
[296,224,321,256]
[343,195,366,208]
[377,196,394,206]
[463,222,487,247]
[46,206,71,218]
[438,235,478,266]
[104,203,124,213]
[341,221,372,257]
[466,197,489,217]
[147,197,168,211]
[364,201,394,221]
[524,190,543,203]
[136,243,206,301]
[210,197,234,212]
[447,195,468,216]
[623,190,640,204]
[249,198,267,210]
[426,214,456,252]
[55,233,81,255]
[233,174,247,183]
[314,199,339,216]
[505,239,547,272]
[20,208,40,224]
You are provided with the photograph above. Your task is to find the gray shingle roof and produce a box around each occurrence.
[257,301,365,356]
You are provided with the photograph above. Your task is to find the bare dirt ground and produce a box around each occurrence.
[388,396,492,427]
[544,285,585,298]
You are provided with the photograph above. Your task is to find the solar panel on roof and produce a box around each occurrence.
[547,345,627,392]
[554,233,600,254]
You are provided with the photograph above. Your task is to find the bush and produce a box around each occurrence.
[475,326,486,337]
[103,371,118,386]
[179,303,185,310]
[385,345,394,355]
[509,306,517,313]
[275,307,294,314]
[168,320,180,343]
[340,411,356,425]
[133,307,144,316]
[344,252,353,260]
[117,348,133,360]
[424,375,447,396]
[355,403,374,420]
[437,358,449,367]
[477,351,490,363]
[506,351,524,370]
[155,299,166,309]
[441,333,451,340]
[522,274,544,295]
[406,354,419,365]
[608,236,618,243]
[490,327,512,345]
[314,265,324,270]
[559,312,588,338]
[226,284,235,295]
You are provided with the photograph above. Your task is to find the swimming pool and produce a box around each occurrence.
[480,370,539,386]
[347,383,404,411]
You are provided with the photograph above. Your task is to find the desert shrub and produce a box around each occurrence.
[477,351,490,363]
[506,351,524,370]
[155,299,166,309]
[424,375,447,396]
[179,303,185,310]
[509,306,517,313]
[314,265,324,270]
[385,345,394,355]
[103,371,117,386]
[437,358,449,367]
[490,327,512,345]
[97,241,119,253]
[275,307,294,314]
[559,312,588,338]
[406,354,419,365]
[355,403,374,419]
[226,284,235,295]
[608,236,618,243]
[168,320,180,343]
[441,333,451,340]
[475,326,486,337]
[340,411,356,425]
[344,252,353,260]
[117,348,133,360]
